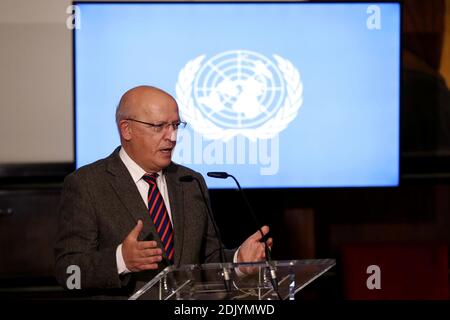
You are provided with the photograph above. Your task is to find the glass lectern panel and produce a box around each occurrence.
[129,259,335,300]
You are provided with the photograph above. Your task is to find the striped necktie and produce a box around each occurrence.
[142,173,174,264]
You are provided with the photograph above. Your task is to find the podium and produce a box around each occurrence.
[129,259,335,300]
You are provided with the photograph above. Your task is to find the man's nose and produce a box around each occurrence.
[164,126,177,142]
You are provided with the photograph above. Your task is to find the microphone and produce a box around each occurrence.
[206,172,272,257]
[179,175,232,293]
[207,171,281,298]
[206,172,228,179]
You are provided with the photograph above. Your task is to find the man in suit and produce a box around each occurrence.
[54,85,272,298]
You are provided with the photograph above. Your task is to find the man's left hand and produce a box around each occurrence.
[237,225,273,264]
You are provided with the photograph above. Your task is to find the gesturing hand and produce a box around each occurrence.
[122,220,163,272]
[237,225,273,274]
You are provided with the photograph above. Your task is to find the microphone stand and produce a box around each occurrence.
[179,176,232,294]
[207,172,282,300]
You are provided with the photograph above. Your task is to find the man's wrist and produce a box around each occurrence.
[116,244,131,274]
[233,247,246,277]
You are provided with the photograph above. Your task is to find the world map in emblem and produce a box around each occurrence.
[176,50,303,141]
[192,50,286,129]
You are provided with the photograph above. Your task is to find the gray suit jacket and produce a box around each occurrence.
[54,147,234,298]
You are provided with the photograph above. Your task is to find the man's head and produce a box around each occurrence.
[116,85,180,173]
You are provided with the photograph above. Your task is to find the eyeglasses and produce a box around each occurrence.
[126,118,187,133]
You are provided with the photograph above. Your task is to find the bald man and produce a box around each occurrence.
[54,86,271,299]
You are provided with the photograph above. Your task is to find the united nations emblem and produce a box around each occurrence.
[175,50,303,141]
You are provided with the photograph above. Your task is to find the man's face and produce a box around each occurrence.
[121,95,180,173]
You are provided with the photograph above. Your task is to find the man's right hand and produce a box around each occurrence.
[122,220,163,272]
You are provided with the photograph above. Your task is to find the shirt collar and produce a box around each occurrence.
[119,147,163,183]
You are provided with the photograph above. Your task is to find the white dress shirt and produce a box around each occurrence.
[116,147,173,274]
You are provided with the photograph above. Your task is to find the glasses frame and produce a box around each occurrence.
[126,118,187,133]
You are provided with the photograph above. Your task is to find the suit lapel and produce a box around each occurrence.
[106,149,184,266]
[105,149,158,242]
[164,164,185,267]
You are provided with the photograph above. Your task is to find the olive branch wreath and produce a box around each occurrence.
[175,54,303,142]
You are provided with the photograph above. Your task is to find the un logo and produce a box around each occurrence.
[176,50,303,141]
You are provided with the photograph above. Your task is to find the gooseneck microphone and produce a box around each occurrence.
[179,175,232,293]
[206,172,272,259]
[206,172,229,179]
[207,171,281,299]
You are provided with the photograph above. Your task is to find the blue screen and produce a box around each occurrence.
[74,2,400,188]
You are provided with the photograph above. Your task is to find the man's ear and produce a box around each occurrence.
[119,120,132,141]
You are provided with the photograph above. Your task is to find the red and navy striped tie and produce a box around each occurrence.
[143,173,174,264]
